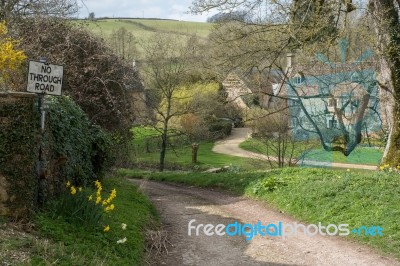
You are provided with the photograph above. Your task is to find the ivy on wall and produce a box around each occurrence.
[0,95,113,218]
[0,97,39,217]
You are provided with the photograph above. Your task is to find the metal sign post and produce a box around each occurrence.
[26,57,64,206]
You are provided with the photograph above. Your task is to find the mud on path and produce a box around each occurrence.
[130,179,398,266]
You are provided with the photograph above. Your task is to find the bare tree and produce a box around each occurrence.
[0,0,79,21]
[17,17,143,133]
[140,33,194,171]
[252,109,295,168]
[109,27,138,61]
[192,0,384,157]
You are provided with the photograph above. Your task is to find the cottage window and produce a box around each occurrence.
[291,118,298,127]
[293,73,305,85]
[327,118,337,128]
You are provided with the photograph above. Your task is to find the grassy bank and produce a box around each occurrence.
[119,168,400,259]
[240,138,382,165]
[1,177,157,265]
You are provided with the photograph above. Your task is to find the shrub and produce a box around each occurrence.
[208,120,233,139]
[47,96,113,186]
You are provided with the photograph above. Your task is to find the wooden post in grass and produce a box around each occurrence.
[192,143,199,164]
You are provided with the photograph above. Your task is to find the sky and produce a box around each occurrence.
[78,0,215,22]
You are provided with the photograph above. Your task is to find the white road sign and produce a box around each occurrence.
[27,60,64,96]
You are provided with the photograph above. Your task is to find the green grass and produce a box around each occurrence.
[239,138,317,158]
[134,141,271,171]
[130,126,269,171]
[80,18,212,45]
[301,146,383,165]
[31,177,157,265]
[240,138,383,165]
[120,168,400,260]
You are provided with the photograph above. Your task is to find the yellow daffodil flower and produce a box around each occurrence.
[96,196,101,205]
[70,186,77,195]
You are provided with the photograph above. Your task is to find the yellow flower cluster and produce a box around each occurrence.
[92,180,117,213]
[65,179,117,233]
[103,189,117,205]
[0,21,26,77]
[379,164,391,171]
[94,180,102,205]
[65,181,82,195]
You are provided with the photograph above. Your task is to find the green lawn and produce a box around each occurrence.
[134,141,271,171]
[301,146,383,165]
[240,138,383,165]
[30,177,157,265]
[121,168,400,260]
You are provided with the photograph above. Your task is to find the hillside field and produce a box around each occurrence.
[80,18,212,41]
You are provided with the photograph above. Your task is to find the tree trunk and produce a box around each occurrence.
[369,0,400,165]
[159,128,168,172]
[192,143,199,164]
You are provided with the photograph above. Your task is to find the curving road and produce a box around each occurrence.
[212,128,377,170]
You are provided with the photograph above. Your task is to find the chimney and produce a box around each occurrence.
[286,53,295,69]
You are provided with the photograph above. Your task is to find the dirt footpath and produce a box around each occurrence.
[130,179,398,266]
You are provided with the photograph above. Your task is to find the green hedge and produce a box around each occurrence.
[0,95,113,218]
[46,96,113,186]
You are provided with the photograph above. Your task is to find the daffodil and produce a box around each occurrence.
[116,237,127,244]
[70,186,77,195]
[104,188,117,204]
[88,195,93,201]
[105,204,115,212]
[66,181,71,187]
[103,225,110,232]
[96,196,101,205]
